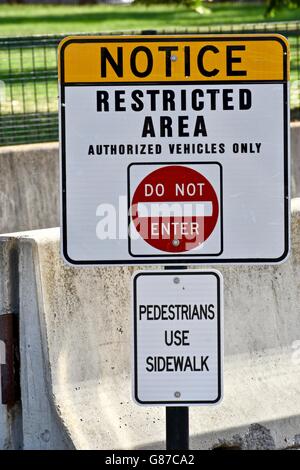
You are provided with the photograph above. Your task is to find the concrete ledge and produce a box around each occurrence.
[0,142,59,155]
[0,200,297,449]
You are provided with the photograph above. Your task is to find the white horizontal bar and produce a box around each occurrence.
[135,201,213,218]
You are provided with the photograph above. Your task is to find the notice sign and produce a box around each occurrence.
[132,270,223,405]
[59,35,289,265]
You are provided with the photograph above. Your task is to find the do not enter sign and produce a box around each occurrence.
[128,163,222,257]
[131,165,219,253]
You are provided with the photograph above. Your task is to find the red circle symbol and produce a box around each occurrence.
[131,165,219,253]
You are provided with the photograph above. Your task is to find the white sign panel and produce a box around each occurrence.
[59,35,289,265]
[132,270,223,405]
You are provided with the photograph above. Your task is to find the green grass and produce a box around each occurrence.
[0,2,300,37]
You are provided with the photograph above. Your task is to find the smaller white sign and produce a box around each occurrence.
[132,270,223,406]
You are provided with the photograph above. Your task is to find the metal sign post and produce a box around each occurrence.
[166,406,189,450]
[165,265,189,450]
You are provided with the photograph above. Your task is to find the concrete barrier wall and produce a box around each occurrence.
[0,122,300,234]
[0,199,299,449]
[0,143,59,234]
[0,239,22,449]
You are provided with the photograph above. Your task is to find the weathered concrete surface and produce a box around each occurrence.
[0,232,73,450]
[19,232,74,450]
[0,143,59,234]
[0,122,299,235]
[3,198,297,449]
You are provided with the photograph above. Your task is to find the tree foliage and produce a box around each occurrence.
[265,0,300,16]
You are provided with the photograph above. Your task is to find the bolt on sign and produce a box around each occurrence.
[132,270,223,405]
[59,34,290,265]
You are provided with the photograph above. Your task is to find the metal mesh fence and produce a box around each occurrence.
[0,21,299,146]
[0,35,60,146]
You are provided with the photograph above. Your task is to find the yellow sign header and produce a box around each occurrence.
[59,35,289,83]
